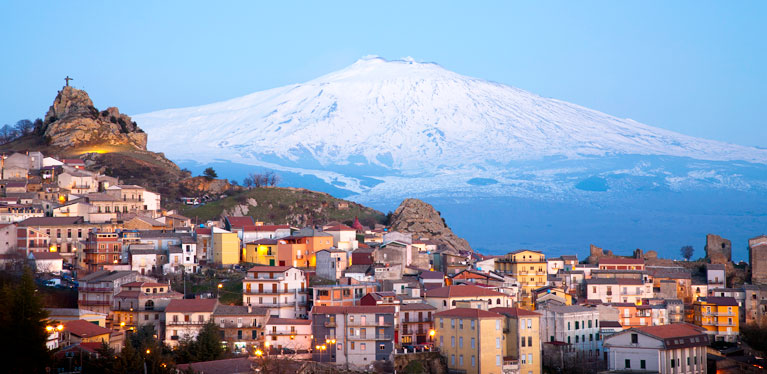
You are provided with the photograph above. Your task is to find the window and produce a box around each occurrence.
[379,344,385,350]
[459,320,463,329]
[360,343,366,351]
[588,320,592,328]
[567,336,571,344]
[470,320,475,329]
[351,342,355,350]
[631,333,638,344]
[528,353,532,364]
[640,360,646,369]
[670,358,676,368]
[496,355,501,366]
[527,319,532,329]
[471,337,475,348]
[459,355,463,366]
[687,357,690,366]
[496,337,501,349]
[451,355,455,365]
[576,335,579,343]
[451,336,455,347]
[528,336,532,346]
[589,334,593,341]
[451,319,455,328]
[521,336,526,347]
[198,315,204,322]
[439,336,443,345]
[459,337,463,348]
[625,359,631,369]
[440,318,443,328]
[575,321,579,330]
[496,320,500,330]
[471,355,475,367]
[568,322,571,330]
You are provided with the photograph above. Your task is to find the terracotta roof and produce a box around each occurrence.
[629,323,709,349]
[115,290,141,298]
[247,265,292,273]
[312,306,396,315]
[599,258,644,265]
[701,296,738,306]
[19,216,83,226]
[489,307,541,317]
[196,227,212,235]
[30,252,63,260]
[123,282,169,288]
[64,319,112,338]
[434,308,502,319]
[265,317,311,325]
[324,224,355,232]
[165,299,218,313]
[425,284,507,298]
[599,320,623,328]
[225,216,254,228]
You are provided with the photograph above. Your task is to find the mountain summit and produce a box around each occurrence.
[136,56,767,170]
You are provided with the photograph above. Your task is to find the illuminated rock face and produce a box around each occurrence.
[42,86,147,150]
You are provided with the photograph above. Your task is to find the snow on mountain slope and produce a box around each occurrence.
[135,56,767,172]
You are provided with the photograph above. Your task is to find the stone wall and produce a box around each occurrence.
[393,351,447,374]
[705,234,732,264]
[749,235,767,285]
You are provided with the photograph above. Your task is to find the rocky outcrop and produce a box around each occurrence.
[42,86,147,149]
[179,176,240,195]
[389,198,472,253]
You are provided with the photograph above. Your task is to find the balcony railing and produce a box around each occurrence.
[80,300,111,306]
[403,318,432,324]
[347,321,393,327]
[243,290,291,295]
[348,334,393,341]
[80,287,112,293]
[324,321,337,328]
[167,320,207,326]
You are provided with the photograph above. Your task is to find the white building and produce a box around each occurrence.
[603,324,709,373]
[57,171,97,194]
[28,251,64,273]
[165,299,218,347]
[323,224,358,250]
[547,258,565,275]
[539,305,602,360]
[242,266,308,319]
[241,224,291,244]
[586,278,653,304]
[129,245,161,276]
[707,264,726,289]
[263,317,312,351]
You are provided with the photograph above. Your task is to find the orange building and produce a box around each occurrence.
[312,283,378,307]
[277,228,333,268]
[83,232,122,272]
[693,296,739,342]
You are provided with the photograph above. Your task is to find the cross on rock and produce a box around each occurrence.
[65,76,73,86]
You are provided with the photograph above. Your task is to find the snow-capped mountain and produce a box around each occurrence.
[136,56,766,170]
[135,56,767,257]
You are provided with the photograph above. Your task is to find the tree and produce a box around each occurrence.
[15,119,34,136]
[203,167,217,179]
[0,124,18,144]
[0,267,51,374]
[194,320,224,362]
[742,322,767,355]
[680,245,694,261]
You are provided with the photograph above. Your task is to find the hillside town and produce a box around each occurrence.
[2,151,767,374]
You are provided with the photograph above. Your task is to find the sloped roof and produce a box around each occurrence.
[247,265,292,273]
[324,224,355,232]
[214,304,269,316]
[166,299,218,313]
[399,302,437,311]
[243,224,290,232]
[30,251,63,260]
[627,323,709,349]
[64,319,112,338]
[701,296,738,306]
[247,238,279,245]
[19,217,83,226]
[425,284,506,298]
[225,216,254,228]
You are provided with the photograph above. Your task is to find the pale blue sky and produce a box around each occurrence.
[1,1,765,147]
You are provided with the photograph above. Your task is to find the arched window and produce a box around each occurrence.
[451,300,456,306]
[145,300,154,311]
[497,298,501,304]
[443,300,447,307]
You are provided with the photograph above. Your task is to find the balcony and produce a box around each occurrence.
[348,334,393,341]
[403,318,432,324]
[324,321,337,328]
[80,287,112,293]
[243,290,291,295]
[167,320,207,326]
[80,300,110,306]
[347,321,393,327]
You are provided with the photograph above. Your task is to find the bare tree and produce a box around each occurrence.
[14,119,34,136]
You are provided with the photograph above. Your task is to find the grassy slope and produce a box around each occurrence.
[179,186,386,227]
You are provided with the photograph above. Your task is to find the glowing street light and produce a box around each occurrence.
[120,322,126,327]
[429,329,436,337]
[255,349,263,357]
[46,326,54,332]
[217,283,223,289]
[146,349,151,355]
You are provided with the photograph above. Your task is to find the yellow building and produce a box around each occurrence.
[435,308,507,374]
[693,296,739,342]
[491,307,542,374]
[532,287,573,310]
[243,238,279,265]
[495,250,547,309]
[213,228,241,265]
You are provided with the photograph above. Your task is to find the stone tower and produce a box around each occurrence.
[705,234,731,265]
[749,235,767,285]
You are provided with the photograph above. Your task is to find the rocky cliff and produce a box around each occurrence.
[42,86,147,149]
[389,198,472,253]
